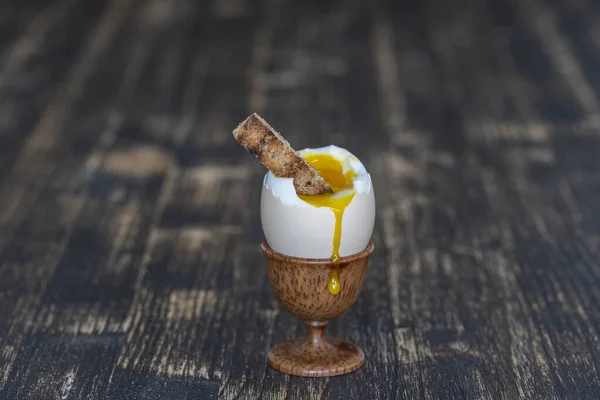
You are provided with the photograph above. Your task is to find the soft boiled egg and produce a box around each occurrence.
[260,145,375,294]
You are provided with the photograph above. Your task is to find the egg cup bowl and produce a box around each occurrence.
[261,240,374,377]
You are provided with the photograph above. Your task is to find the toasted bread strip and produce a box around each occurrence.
[233,113,333,195]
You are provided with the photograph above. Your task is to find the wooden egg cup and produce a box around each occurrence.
[261,241,374,377]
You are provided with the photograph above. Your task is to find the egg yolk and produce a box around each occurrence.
[298,153,356,295]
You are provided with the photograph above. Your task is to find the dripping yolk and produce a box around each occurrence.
[298,153,356,295]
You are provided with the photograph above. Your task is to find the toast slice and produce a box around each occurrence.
[233,113,333,195]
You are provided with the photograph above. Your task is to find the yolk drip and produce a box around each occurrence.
[298,153,356,295]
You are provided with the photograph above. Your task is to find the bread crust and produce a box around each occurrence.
[233,113,333,195]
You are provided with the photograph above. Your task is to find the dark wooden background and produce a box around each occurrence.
[1,0,600,398]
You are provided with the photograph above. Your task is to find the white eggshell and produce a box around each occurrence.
[260,146,375,259]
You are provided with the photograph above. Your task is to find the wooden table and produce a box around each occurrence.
[1,0,600,398]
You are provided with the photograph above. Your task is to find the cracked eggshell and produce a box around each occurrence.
[260,146,375,259]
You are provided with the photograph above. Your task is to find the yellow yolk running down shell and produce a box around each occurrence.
[298,153,357,295]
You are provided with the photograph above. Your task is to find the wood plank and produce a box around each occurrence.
[491,160,600,397]
[0,0,106,184]
[35,159,171,334]
[369,0,574,398]
[1,332,122,399]
[114,229,278,395]
[0,0,133,245]
[102,1,275,397]
[0,0,59,61]
[0,191,84,390]
[107,367,219,400]
[0,0,173,389]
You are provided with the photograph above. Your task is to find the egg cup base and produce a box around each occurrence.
[267,332,364,377]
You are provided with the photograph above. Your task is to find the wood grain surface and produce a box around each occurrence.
[1,0,600,398]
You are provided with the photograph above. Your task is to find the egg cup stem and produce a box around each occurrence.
[306,320,327,346]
